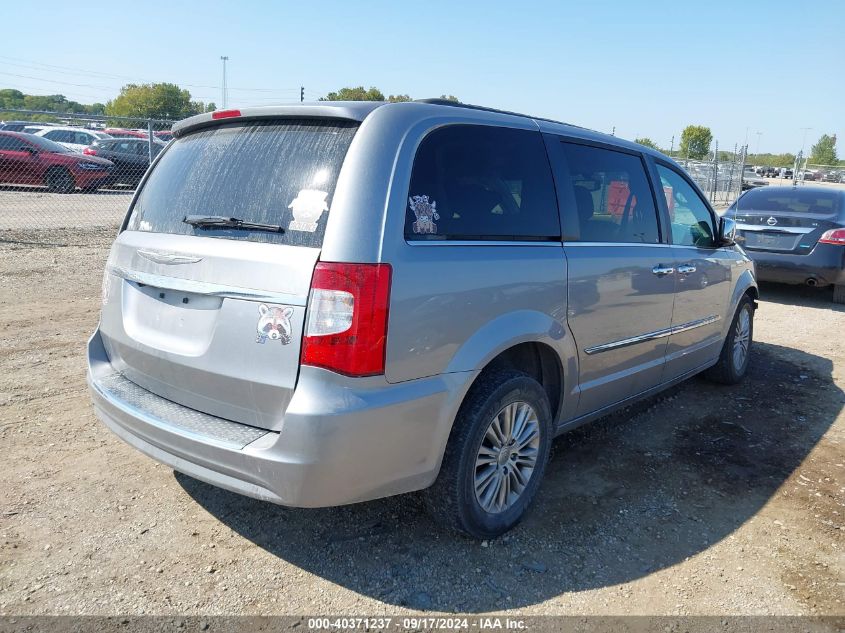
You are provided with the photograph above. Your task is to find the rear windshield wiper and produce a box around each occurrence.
[183,215,285,233]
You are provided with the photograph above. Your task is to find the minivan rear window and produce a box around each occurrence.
[127,119,358,247]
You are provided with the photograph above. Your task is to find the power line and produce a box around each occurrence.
[0,71,116,91]
[0,55,317,94]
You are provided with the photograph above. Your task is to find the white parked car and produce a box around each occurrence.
[21,124,54,135]
[34,126,112,153]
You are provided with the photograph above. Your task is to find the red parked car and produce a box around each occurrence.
[103,128,148,139]
[0,131,113,193]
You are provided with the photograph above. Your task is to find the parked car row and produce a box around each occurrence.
[801,169,845,183]
[0,130,166,193]
[752,165,794,179]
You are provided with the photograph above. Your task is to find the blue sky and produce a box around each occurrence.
[2,0,842,154]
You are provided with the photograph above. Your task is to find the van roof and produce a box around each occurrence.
[171,100,669,160]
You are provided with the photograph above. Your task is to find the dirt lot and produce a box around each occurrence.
[0,228,843,617]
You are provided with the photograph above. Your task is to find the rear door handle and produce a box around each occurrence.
[678,264,697,274]
[652,265,675,277]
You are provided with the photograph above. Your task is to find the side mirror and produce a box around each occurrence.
[719,216,736,246]
[23,146,38,155]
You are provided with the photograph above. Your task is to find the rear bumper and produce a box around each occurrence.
[88,329,474,507]
[745,243,845,287]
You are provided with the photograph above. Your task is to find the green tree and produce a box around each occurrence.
[439,94,460,102]
[679,125,713,160]
[634,137,658,150]
[321,86,385,101]
[745,152,796,168]
[387,94,412,102]
[105,83,203,119]
[810,134,838,165]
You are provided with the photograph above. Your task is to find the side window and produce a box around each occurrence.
[656,164,716,247]
[560,143,661,244]
[0,136,24,150]
[43,130,62,141]
[75,132,93,145]
[406,125,559,240]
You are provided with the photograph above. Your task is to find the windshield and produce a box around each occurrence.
[127,119,358,247]
[733,189,842,216]
[20,133,72,153]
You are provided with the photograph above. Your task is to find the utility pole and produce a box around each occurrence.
[300,86,304,103]
[669,135,674,156]
[755,131,762,156]
[800,127,813,156]
[611,126,615,136]
[220,56,229,108]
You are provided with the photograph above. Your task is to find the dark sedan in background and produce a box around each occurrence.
[728,186,845,303]
[83,137,165,186]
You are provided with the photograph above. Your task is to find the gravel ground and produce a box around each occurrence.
[0,228,843,617]
[0,188,130,230]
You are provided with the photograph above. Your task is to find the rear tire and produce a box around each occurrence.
[703,295,754,384]
[834,284,845,305]
[45,167,75,194]
[424,370,553,539]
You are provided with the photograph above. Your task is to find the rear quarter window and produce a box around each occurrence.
[127,119,358,247]
[405,125,559,241]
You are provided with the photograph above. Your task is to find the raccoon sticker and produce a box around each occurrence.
[256,304,294,345]
[409,195,439,234]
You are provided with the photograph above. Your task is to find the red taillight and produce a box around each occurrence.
[211,109,241,120]
[819,228,845,245]
[83,147,96,155]
[301,262,392,377]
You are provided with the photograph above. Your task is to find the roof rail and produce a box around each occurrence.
[414,98,586,130]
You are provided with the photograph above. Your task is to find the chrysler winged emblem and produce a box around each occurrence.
[137,250,203,265]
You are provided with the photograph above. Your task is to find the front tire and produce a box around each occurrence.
[45,167,76,194]
[833,284,845,305]
[424,370,553,539]
[703,295,754,384]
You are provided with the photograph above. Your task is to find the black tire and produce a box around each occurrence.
[424,370,553,539]
[833,284,845,305]
[703,295,754,384]
[45,167,76,194]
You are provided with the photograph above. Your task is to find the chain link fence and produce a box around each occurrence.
[0,109,174,242]
[674,145,747,209]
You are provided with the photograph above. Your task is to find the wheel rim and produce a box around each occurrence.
[732,307,751,370]
[48,170,73,192]
[474,401,541,514]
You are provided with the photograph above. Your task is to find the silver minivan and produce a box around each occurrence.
[88,100,758,538]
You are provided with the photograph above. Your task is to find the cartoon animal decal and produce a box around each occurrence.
[409,195,440,234]
[288,189,329,232]
[256,304,294,345]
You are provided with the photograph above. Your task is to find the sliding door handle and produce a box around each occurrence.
[652,265,675,277]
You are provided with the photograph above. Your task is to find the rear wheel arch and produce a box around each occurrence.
[480,342,564,425]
